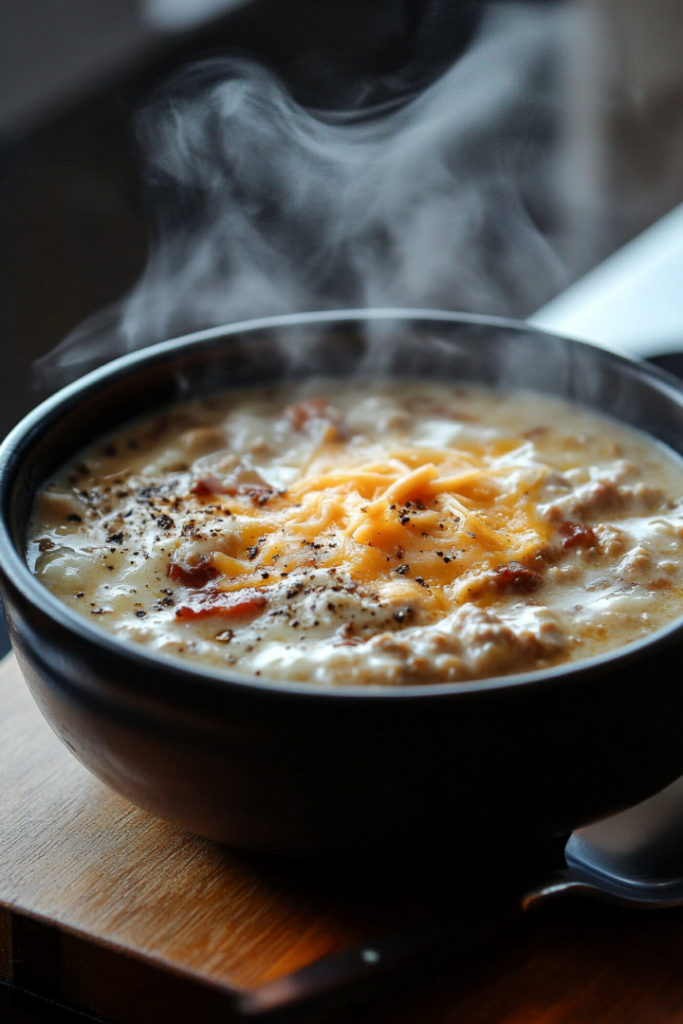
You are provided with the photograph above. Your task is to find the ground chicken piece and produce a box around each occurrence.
[618,545,652,583]
[593,524,627,557]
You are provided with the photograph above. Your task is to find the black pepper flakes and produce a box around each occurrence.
[395,564,410,575]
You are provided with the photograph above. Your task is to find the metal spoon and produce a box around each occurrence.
[237,774,683,1019]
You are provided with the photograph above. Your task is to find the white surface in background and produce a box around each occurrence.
[530,202,683,358]
[143,0,251,31]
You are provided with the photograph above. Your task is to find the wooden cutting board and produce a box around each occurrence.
[2,651,683,1023]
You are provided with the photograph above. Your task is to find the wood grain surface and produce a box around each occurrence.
[1,651,683,1023]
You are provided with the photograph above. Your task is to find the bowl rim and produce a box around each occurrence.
[4,306,683,703]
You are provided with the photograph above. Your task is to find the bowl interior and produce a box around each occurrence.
[5,310,683,697]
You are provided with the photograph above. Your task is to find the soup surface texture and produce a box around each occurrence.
[28,381,683,685]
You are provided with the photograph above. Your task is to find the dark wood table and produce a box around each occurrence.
[1,652,683,1023]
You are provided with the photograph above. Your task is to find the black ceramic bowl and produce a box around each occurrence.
[3,310,683,860]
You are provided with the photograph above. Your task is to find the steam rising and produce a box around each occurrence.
[41,4,568,383]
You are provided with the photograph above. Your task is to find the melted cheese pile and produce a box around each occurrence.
[211,441,554,611]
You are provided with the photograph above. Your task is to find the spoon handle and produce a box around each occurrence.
[236,898,521,1021]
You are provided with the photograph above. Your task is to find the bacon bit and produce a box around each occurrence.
[495,561,541,592]
[285,397,329,431]
[191,475,275,505]
[175,588,267,621]
[558,521,597,549]
[168,557,219,588]
[191,475,237,497]
[242,484,275,506]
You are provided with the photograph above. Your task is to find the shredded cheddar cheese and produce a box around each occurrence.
[194,443,555,606]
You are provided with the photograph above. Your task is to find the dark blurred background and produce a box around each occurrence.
[1,0,683,659]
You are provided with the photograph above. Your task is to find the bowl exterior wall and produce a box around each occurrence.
[5,560,683,857]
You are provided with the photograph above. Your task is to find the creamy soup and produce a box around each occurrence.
[28,381,683,686]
